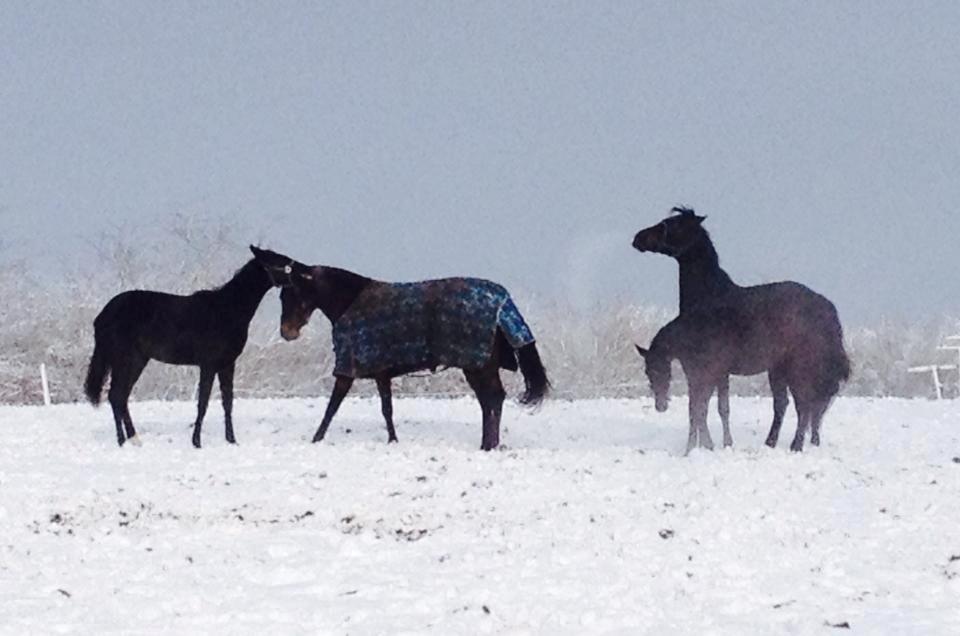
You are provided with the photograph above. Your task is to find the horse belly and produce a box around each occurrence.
[728,349,774,377]
[729,360,768,377]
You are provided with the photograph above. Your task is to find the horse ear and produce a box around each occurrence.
[695,215,707,224]
[635,344,648,359]
[249,245,264,259]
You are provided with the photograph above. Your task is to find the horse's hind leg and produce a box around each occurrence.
[108,375,127,447]
[789,397,812,453]
[191,366,216,449]
[487,372,506,450]
[312,376,354,443]
[717,375,732,447]
[464,368,505,451]
[375,375,398,444]
[809,397,833,447]
[107,356,135,447]
[218,362,236,444]
[120,355,148,446]
[765,368,789,448]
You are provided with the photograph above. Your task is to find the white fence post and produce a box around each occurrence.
[40,363,51,406]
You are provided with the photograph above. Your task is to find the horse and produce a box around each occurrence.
[84,248,275,448]
[632,207,850,451]
[250,247,550,450]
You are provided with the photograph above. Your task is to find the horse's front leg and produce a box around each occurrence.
[218,361,236,444]
[717,374,732,448]
[686,383,714,454]
[375,375,398,444]
[192,366,216,449]
[312,376,354,443]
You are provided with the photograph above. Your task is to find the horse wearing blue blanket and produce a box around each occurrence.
[251,247,549,450]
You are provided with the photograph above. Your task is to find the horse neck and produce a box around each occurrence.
[216,260,273,320]
[651,321,680,359]
[311,267,372,323]
[677,238,736,311]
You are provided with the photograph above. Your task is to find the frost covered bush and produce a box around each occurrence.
[0,216,957,404]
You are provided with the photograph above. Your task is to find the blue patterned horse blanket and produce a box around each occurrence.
[331,278,535,378]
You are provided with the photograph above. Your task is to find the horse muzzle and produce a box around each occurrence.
[280,325,301,341]
[632,233,651,252]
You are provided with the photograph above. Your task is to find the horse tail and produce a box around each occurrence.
[817,347,851,398]
[516,342,550,406]
[84,303,118,406]
[84,335,110,406]
[815,308,851,398]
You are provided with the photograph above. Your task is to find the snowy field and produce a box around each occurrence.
[1,396,959,634]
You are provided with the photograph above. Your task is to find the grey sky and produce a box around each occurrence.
[2,2,959,323]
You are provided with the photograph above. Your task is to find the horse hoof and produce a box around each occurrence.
[764,438,777,449]
[128,435,142,447]
[388,437,398,444]
[790,442,803,453]
[192,439,202,449]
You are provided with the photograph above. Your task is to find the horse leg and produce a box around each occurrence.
[312,376,354,443]
[686,383,714,454]
[765,368,789,448]
[191,366,216,449]
[490,373,505,442]
[464,368,503,451]
[218,362,237,444]
[107,358,130,447]
[717,374,732,447]
[485,371,506,450]
[810,397,832,447]
[375,375,398,444]
[463,370,491,450]
[120,354,148,446]
[789,397,811,453]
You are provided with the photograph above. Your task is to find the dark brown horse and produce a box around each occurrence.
[251,247,549,450]
[84,252,275,447]
[633,207,849,451]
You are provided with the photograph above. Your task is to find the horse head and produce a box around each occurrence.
[249,245,316,340]
[278,284,317,341]
[632,206,707,257]
[635,343,671,412]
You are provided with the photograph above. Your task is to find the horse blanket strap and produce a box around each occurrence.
[331,278,535,378]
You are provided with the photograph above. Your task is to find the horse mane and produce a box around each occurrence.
[304,266,374,322]
[195,258,266,296]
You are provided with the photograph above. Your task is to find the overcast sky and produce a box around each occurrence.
[2,2,959,323]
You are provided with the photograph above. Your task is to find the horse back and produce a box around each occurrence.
[94,289,247,365]
[679,280,844,376]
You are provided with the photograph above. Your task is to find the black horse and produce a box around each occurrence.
[250,247,549,450]
[633,207,849,451]
[84,249,275,448]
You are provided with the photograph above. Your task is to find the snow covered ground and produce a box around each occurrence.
[1,396,958,634]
